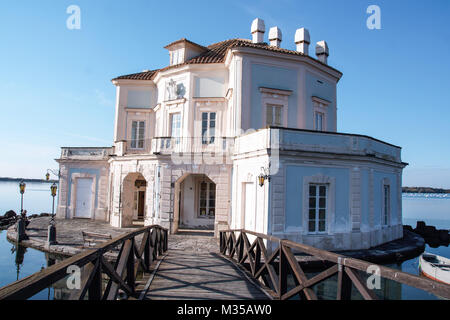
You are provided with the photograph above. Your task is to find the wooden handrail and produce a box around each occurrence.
[0,225,168,300]
[220,229,450,300]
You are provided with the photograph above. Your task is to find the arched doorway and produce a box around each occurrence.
[121,172,147,227]
[173,174,216,233]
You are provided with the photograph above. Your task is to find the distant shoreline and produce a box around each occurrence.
[0,177,57,183]
[402,187,450,194]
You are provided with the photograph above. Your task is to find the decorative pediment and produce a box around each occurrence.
[312,96,331,107]
[259,87,293,96]
[308,174,333,184]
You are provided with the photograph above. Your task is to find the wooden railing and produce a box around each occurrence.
[220,229,450,300]
[0,225,168,300]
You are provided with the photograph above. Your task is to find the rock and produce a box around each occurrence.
[426,237,441,248]
[403,225,413,232]
[416,221,426,231]
[423,225,437,238]
[3,210,16,219]
[438,229,449,242]
[39,213,51,217]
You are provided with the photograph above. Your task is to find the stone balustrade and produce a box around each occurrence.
[60,147,113,160]
[234,127,402,163]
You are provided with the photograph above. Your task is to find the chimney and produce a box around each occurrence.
[294,28,310,55]
[251,18,265,43]
[315,40,329,64]
[268,27,282,48]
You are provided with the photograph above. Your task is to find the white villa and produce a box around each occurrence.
[56,19,407,250]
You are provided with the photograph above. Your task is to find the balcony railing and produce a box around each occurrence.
[234,127,403,163]
[151,137,235,155]
[112,127,402,164]
[60,147,113,160]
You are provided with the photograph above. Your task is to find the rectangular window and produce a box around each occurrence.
[383,185,390,225]
[199,181,216,217]
[131,121,145,149]
[201,112,216,145]
[170,113,181,144]
[315,112,324,131]
[170,49,183,65]
[266,105,283,126]
[308,184,327,233]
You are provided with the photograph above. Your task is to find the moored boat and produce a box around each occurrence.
[419,253,450,285]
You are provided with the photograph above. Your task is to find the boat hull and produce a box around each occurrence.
[419,253,450,285]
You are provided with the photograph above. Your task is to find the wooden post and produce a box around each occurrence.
[164,229,168,252]
[254,240,261,278]
[88,259,102,300]
[152,229,157,261]
[237,233,244,263]
[127,239,136,295]
[278,242,288,300]
[337,264,352,300]
[144,230,151,270]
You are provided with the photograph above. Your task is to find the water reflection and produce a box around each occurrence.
[11,244,27,281]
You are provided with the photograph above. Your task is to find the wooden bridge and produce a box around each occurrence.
[0,225,449,300]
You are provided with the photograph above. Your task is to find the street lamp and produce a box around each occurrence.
[45,169,60,181]
[17,181,27,242]
[19,180,26,213]
[47,183,58,246]
[258,166,271,187]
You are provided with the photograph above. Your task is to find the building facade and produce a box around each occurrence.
[56,19,407,250]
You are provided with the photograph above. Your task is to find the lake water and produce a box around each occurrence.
[0,181,449,300]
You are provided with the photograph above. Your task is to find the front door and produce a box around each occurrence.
[138,191,145,220]
[75,178,93,218]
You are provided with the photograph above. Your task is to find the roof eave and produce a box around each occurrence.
[111,79,156,86]
[230,46,343,81]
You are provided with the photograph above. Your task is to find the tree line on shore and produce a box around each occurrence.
[402,187,450,194]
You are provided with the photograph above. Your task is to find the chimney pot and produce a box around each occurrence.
[315,40,329,64]
[268,26,282,48]
[294,28,310,55]
[251,18,265,43]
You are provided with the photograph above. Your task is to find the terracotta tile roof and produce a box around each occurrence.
[112,38,341,81]
[112,69,159,81]
[164,38,209,52]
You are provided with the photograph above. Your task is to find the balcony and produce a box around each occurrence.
[151,137,235,155]
[112,128,402,164]
[234,127,402,163]
[60,147,113,160]
[112,137,235,157]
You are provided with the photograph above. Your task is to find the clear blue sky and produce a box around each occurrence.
[0,0,449,187]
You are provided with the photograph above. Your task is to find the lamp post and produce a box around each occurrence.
[19,180,25,213]
[47,183,58,246]
[17,181,27,242]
